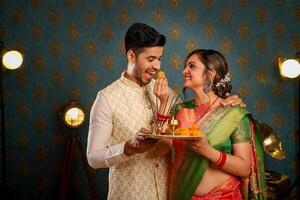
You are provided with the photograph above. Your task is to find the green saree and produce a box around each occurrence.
[169,102,267,200]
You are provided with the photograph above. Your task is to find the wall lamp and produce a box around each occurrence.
[278,52,300,79]
[2,50,23,70]
[1,41,24,192]
[62,101,86,129]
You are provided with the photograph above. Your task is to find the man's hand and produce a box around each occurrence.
[124,128,158,156]
[220,94,246,107]
[154,76,169,106]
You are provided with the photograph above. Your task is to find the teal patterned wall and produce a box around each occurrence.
[0,0,299,199]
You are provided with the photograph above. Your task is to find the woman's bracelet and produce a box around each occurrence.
[215,151,227,168]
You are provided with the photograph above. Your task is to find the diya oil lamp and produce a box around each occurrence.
[168,116,180,135]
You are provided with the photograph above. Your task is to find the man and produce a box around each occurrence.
[87,23,171,200]
[86,23,244,200]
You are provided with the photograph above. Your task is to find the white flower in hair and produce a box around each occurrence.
[216,72,231,87]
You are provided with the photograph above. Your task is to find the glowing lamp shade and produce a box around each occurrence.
[278,58,300,78]
[63,102,85,128]
[2,50,24,70]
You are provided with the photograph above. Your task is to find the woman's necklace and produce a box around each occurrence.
[194,96,219,120]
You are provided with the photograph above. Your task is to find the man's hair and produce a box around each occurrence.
[125,23,166,55]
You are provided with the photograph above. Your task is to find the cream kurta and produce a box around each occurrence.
[87,73,171,200]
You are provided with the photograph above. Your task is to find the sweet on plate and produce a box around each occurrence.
[165,124,203,137]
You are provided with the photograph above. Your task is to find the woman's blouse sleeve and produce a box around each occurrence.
[230,115,251,144]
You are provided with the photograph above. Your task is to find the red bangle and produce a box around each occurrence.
[215,151,227,168]
[156,113,171,122]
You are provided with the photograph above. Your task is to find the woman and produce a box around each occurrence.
[156,49,267,200]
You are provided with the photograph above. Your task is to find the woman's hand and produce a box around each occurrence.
[186,138,212,156]
[187,138,223,165]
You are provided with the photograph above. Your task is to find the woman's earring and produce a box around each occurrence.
[203,80,211,93]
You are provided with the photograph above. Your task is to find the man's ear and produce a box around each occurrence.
[127,50,136,64]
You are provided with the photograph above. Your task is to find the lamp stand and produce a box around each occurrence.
[287,77,300,197]
[294,78,300,197]
[0,42,7,194]
[59,132,98,199]
[298,78,300,198]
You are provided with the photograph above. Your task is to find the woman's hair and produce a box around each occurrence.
[125,23,166,55]
[183,49,232,99]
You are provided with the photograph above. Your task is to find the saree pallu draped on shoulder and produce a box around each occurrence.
[168,106,267,200]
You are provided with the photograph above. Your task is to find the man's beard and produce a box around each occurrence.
[134,68,151,85]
